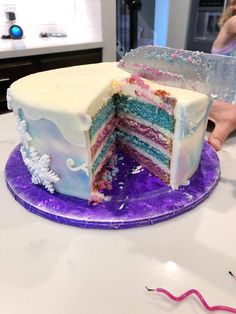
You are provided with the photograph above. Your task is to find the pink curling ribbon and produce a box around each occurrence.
[145,287,236,313]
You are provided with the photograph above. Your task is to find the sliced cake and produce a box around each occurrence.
[7,62,211,203]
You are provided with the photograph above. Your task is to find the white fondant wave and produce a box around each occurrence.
[66,158,89,176]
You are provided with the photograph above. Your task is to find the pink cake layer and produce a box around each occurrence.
[91,116,117,160]
[117,116,172,153]
[118,139,170,184]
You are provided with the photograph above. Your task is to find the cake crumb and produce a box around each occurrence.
[131,165,143,174]
[118,203,125,210]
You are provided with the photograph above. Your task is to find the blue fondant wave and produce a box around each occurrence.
[20,110,90,199]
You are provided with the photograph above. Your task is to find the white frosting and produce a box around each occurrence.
[9,63,127,145]
[170,98,211,189]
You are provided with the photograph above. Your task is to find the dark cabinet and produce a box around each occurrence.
[0,48,102,114]
[39,49,102,71]
[0,60,37,113]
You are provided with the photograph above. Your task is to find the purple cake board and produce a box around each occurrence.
[5,142,220,230]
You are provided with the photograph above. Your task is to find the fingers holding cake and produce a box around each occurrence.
[208,100,236,150]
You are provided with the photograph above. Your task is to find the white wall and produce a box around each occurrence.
[0,0,101,38]
[0,0,117,61]
[101,0,116,61]
[154,0,191,49]
[154,0,169,46]
[167,0,191,49]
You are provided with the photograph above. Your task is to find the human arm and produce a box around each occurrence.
[212,13,236,50]
[227,15,236,34]
[208,100,236,150]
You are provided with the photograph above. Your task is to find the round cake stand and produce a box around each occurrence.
[5,142,220,230]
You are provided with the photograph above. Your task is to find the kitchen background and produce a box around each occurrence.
[0,0,230,60]
[0,0,231,114]
[0,0,102,41]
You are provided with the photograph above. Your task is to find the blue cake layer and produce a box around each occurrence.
[89,98,116,140]
[117,96,175,133]
[89,94,175,142]
[92,132,116,174]
[117,129,170,167]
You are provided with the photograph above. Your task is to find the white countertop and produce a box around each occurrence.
[1,112,236,314]
[0,36,103,59]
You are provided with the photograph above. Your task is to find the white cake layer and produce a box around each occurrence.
[117,77,210,110]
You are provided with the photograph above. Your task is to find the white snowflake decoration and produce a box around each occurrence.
[21,146,60,194]
[16,115,32,149]
[6,89,12,110]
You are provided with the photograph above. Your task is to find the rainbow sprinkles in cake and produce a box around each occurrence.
[7,46,214,204]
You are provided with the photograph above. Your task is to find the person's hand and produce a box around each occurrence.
[208,100,236,150]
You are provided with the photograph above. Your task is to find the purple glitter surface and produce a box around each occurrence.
[5,143,220,229]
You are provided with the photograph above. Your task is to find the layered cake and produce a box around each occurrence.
[7,62,211,203]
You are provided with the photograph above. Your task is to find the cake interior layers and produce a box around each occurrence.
[89,97,118,191]
[89,94,175,191]
[116,95,173,184]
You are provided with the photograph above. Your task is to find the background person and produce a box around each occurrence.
[211,0,236,56]
[208,1,236,150]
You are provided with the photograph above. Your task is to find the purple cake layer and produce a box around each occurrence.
[117,116,172,153]
[118,139,170,184]
[5,142,220,230]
